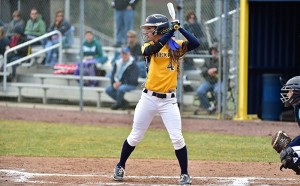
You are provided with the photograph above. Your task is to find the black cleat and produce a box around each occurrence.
[179,174,191,185]
[113,165,125,181]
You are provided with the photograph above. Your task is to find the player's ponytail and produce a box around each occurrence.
[168,41,188,74]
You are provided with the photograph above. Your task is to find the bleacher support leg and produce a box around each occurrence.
[96,91,102,108]
[42,88,48,104]
[17,87,22,102]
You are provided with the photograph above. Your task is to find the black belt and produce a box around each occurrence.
[143,89,175,99]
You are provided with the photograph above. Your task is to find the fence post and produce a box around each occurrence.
[176,0,184,112]
[221,0,229,119]
[79,0,85,111]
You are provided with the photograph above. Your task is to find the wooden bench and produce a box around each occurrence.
[9,83,105,108]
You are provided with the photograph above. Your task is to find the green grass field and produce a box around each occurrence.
[0,120,277,162]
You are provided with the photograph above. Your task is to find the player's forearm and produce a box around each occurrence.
[178,27,200,51]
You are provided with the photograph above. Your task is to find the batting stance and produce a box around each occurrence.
[272,76,300,174]
[112,14,200,184]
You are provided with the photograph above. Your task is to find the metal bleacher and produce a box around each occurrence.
[0,30,206,109]
[0,30,152,108]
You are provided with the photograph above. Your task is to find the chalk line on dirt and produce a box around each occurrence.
[0,169,296,185]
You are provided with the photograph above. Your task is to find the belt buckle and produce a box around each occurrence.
[155,93,166,99]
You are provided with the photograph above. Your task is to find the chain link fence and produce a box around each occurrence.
[0,0,238,119]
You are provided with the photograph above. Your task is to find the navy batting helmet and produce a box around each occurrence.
[280,76,300,107]
[140,14,170,35]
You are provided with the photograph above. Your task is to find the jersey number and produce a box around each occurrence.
[167,60,175,71]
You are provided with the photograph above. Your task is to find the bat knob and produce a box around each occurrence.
[174,25,179,30]
[171,21,180,30]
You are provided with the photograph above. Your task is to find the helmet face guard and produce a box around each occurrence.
[280,85,294,106]
[280,76,300,107]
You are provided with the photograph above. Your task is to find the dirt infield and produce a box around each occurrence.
[1,105,300,185]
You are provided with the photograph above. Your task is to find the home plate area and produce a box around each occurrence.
[1,107,300,185]
[0,169,298,185]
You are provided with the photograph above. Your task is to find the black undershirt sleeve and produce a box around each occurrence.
[143,29,175,56]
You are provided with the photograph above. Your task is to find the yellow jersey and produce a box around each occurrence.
[142,40,184,93]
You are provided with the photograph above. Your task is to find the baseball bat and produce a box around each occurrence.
[167,2,179,30]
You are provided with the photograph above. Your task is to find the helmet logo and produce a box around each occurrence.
[161,28,171,34]
[152,14,161,18]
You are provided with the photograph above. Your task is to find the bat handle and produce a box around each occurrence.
[173,25,179,30]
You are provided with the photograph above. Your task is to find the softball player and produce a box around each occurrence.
[113,14,200,185]
[273,76,300,174]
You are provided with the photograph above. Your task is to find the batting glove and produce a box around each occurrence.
[171,20,180,30]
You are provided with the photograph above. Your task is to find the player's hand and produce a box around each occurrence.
[113,82,122,89]
[279,147,300,174]
[83,56,93,62]
[127,5,132,10]
[208,68,217,76]
[171,20,180,30]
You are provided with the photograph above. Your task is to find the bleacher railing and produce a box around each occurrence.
[3,30,63,91]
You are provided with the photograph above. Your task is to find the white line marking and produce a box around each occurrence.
[0,169,96,183]
[0,169,296,186]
